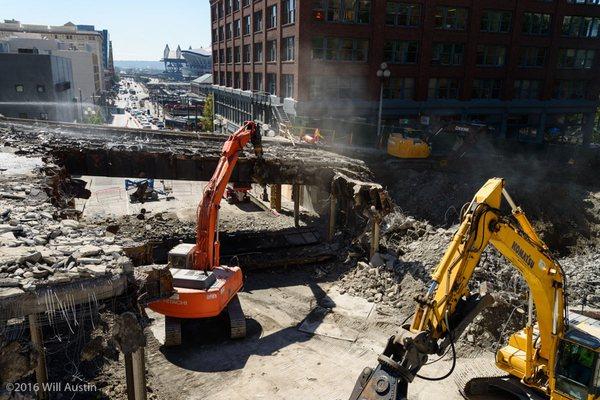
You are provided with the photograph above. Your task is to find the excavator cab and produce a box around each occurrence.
[553,313,600,400]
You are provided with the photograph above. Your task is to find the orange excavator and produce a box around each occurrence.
[149,121,262,346]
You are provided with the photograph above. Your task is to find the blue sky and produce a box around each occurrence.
[1,0,211,60]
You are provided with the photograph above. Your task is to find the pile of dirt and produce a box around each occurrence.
[339,208,600,350]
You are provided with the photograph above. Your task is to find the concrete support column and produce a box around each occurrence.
[28,313,48,400]
[582,111,595,147]
[270,184,281,212]
[293,184,300,228]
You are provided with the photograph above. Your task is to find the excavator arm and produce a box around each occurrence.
[350,178,566,400]
[194,121,262,270]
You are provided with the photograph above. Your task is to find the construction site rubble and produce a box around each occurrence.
[0,174,128,294]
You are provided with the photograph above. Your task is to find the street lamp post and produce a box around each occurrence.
[376,63,391,146]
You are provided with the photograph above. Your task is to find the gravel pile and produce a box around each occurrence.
[0,175,131,294]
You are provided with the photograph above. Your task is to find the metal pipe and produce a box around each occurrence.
[502,188,518,212]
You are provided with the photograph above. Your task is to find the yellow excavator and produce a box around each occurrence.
[350,178,600,400]
[387,122,487,160]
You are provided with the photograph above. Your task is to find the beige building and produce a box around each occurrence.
[0,20,105,91]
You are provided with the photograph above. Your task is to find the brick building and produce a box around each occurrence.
[210,0,600,145]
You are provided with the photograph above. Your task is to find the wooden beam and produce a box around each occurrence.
[124,353,135,400]
[370,217,381,258]
[270,184,281,212]
[28,314,48,400]
[132,347,147,400]
[293,184,300,228]
[328,192,337,242]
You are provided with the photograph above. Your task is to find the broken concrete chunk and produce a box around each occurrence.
[85,265,107,276]
[76,244,102,257]
[60,219,80,229]
[369,252,385,268]
[17,251,42,265]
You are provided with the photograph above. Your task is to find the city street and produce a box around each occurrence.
[111,78,163,129]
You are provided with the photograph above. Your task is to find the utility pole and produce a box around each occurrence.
[79,89,83,122]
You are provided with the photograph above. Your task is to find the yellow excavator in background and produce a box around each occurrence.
[350,178,600,400]
[387,122,488,160]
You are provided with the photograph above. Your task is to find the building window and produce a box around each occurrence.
[514,80,542,99]
[476,45,506,67]
[243,44,251,62]
[234,46,241,63]
[385,2,421,27]
[234,72,241,88]
[226,23,232,39]
[15,84,24,93]
[428,78,460,99]
[311,37,369,62]
[243,15,251,35]
[313,0,371,24]
[36,84,45,93]
[522,13,551,35]
[266,73,277,94]
[253,73,263,91]
[558,49,595,69]
[243,72,251,90]
[212,4,218,21]
[384,77,415,99]
[554,80,587,99]
[254,11,263,32]
[233,19,241,37]
[254,42,263,62]
[282,36,295,61]
[212,28,218,43]
[213,50,219,63]
[267,40,277,62]
[227,72,232,86]
[282,0,296,24]
[561,16,600,38]
[481,10,512,33]
[282,74,294,98]
[218,26,224,41]
[219,49,225,63]
[472,79,502,99]
[225,0,232,14]
[309,75,368,99]
[226,47,232,63]
[242,0,250,7]
[434,7,468,30]
[267,5,277,28]
[431,43,464,66]
[383,41,419,64]
[519,47,546,67]
[233,0,240,11]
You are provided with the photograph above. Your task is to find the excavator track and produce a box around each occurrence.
[227,295,246,339]
[164,316,182,347]
[453,358,544,400]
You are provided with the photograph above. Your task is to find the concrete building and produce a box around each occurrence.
[0,20,106,91]
[0,53,77,122]
[191,73,214,96]
[210,0,600,145]
[0,34,99,104]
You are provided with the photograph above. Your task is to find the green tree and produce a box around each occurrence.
[202,94,214,132]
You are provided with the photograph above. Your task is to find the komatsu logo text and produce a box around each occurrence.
[512,242,534,269]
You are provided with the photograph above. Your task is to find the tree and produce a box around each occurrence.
[202,94,214,132]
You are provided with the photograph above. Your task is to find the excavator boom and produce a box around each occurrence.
[194,121,262,270]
